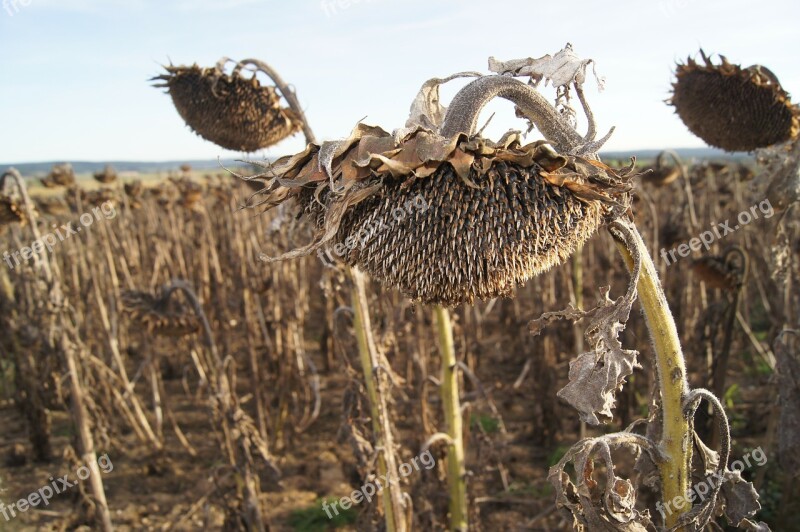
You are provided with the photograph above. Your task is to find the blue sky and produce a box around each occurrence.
[1,0,798,163]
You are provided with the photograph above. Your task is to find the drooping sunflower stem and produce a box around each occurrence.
[433,305,468,532]
[351,268,406,532]
[235,58,317,145]
[609,217,691,528]
[440,75,584,152]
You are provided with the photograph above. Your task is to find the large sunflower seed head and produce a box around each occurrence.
[670,52,800,152]
[154,63,302,152]
[250,125,633,306]
[308,161,603,306]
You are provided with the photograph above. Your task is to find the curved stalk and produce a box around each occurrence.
[609,218,691,529]
[163,279,222,366]
[237,58,317,145]
[2,168,113,531]
[440,76,584,152]
[1,169,52,282]
[434,305,468,532]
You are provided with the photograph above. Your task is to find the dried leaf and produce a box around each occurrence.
[318,123,391,180]
[718,470,763,527]
[447,149,477,185]
[738,519,772,531]
[489,43,605,91]
[533,281,640,425]
[401,71,482,133]
[548,433,659,531]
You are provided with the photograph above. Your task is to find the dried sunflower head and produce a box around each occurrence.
[153,61,302,152]
[121,289,200,337]
[0,174,27,226]
[94,165,118,184]
[47,163,76,187]
[171,178,204,209]
[73,188,118,212]
[250,124,632,306]
[690,248,747,291]
[0,195,25,226]
[670,51,800,152]
[642,151,680,187]
[124,180,143,198]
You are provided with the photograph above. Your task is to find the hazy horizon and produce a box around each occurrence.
[2,0,798,162]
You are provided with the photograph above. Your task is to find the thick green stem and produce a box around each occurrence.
[611,219,690,528]
[351,269,405,532]
[434,305,468,531]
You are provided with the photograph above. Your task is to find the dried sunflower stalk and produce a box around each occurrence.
[240,44,767,530]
